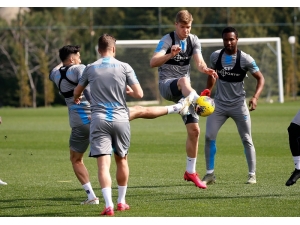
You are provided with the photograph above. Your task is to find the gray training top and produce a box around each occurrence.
[210,49,259,107]
[49,64,91,128]
[79,56,140,122]
[154,31,202,81]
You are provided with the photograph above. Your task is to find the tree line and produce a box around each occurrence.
[0,7,298,107]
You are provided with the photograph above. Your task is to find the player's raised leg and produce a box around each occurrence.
[128,95,192,121]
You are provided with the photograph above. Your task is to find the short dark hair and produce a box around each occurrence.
[59,45,81,62]
[222,27,238,38]
[98,33,116,53]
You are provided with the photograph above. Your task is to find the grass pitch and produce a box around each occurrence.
[0,101,299,219]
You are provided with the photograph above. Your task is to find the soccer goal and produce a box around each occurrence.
[112,37,283,104]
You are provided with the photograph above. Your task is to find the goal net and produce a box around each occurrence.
[106,37,283,104]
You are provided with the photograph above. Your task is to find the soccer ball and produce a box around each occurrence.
[195,96,215,117]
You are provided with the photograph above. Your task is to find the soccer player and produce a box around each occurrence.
[0,116,7,186]
[150,9,218,189]
[202,26,265,185]
[73,34,191,216]
[286,111,300,186]
[49,45,99,205]
[74,34,137,216]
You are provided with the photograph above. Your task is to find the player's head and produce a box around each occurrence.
[98,33,116,56]
[175,10,193,24]
[222,27,238,54]
[59,45,81,65]
[222,27,238,39]
[175,10,193,39]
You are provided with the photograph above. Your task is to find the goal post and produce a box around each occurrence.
[108,37,284,103]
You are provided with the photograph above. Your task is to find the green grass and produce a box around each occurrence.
[0,101,299,218]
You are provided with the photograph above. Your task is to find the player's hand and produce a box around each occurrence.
[74,98,81,104]
[204,67,218,79]
[200,89,211,97]
[248,97,257,111]
[74,95,83,105]
[171,44,181,57]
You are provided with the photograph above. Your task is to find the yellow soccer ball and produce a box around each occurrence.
[195,96,215,117]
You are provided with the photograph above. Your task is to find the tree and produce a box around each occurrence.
[0,7,299,106]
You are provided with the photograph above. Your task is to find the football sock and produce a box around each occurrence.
[102,187,114,208]
[167,103,182,114]
[293,156,300,170]
[117,185,127,204]
[83,182,97,200]
[186,157,196,174]
[206,170,214,174]
[189,90,200,104]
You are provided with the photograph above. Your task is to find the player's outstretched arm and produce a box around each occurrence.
[194,53,218,80]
